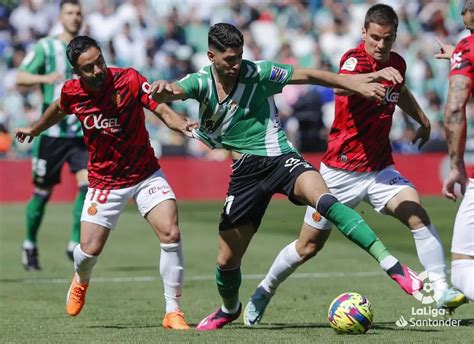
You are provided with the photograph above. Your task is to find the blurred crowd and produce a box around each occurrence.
[1,0,473,159]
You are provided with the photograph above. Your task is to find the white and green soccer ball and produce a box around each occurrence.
[328,292,374,334]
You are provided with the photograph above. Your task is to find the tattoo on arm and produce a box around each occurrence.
[444,75,471,169]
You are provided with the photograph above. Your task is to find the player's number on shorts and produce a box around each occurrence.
[90,189,110,204]
[224,195,235,215]
[32,158,47,177]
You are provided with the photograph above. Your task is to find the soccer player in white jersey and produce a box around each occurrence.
[16,0,87,270]
[436,0,474,301]
[150,23,422,331]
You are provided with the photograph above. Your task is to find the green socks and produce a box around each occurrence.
[325,202,390,263]
[25,192,50,244]
[71,187,87,243]
[216,267,241,311]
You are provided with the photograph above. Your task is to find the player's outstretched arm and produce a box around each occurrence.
[334,67,404,96]
[397,85,431,149]
[149,80,187,103]
[289,68,388,101]
[442,74,471,200]
[16,70,64,87]
[153,103,199,138]
[435,37,455,60]
[15,100,66,143]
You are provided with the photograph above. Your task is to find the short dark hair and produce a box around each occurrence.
[208,23,244,52]
[60,0,81,9]
[66,35,100,68]
[364,4,398,30]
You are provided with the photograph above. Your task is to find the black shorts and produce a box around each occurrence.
[219,152,317,232]
[32,136,88,187]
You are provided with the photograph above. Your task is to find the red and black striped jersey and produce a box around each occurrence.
[322,42,406,172]
[449,34,474,178]
[59,67,160,189]
[450,34,474,87]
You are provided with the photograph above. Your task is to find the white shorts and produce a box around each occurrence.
[81,169,176,230]
[304,163,414,230]
[451,179,474,255]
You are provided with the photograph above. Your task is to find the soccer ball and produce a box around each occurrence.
[328,292,374,334]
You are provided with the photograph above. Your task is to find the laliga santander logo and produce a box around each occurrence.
[412,271,443,304]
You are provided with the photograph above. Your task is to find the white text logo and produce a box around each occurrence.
[84,114,120,130]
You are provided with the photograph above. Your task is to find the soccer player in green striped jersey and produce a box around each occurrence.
[150,23,421,331]
[16,0,87,270]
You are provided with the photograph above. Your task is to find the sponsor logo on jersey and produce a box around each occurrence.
[204,119,215,133]
[269,66,288,83]
[87,202,98,216]
[450,52,463,70]
[341,57,358,71]
[382,86,399,104]
[84,114,121,131]
[148,185,171,196]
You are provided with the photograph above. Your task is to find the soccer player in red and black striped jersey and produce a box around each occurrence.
[436,0,474,302]
[244,4,467,326]
[15,36,198,329]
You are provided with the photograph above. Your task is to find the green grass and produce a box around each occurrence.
[1,198,473,343]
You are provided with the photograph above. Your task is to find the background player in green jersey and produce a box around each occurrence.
[150,23,422,331]
[16,0,87,270]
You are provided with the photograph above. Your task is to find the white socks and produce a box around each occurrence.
[412,225,448,291]
[160,241,184,313]
[73,245,98,284]
[452,259,474,301]
[259,240,304,296]
[379,255,399,271]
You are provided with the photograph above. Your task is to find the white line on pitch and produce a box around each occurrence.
[18,271,383,284]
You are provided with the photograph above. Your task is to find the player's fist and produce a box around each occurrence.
[15,127,37,143]
[442,168,468,201]
[358,82,385,101]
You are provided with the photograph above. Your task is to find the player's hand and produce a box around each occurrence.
[149,80,177,102]
[15,127,37,143]
[434,37,455,60]
[182,118,199,138]
[412,123,431,149]
[442,167,468,201]
[373,67,403,84]
[43,72,64,84]
[358,82,386,101]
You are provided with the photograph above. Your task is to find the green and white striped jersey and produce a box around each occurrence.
[19,36,82,138]
[176,60,297,156]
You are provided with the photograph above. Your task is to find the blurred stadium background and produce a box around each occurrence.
[1,0,473,160]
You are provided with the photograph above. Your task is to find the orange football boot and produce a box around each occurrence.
[162,311,191,330]
[66,274,89,316]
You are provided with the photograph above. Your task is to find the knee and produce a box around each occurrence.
[159,224,181,244]
[80,240,103,256]
[217,252,240,270]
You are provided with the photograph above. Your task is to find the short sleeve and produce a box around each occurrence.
[59,82,73,114]
[257,61,294,95]
[19,42,46,74]
[130,69,159,111]
[175,73,202,100]
[449,39,474,82]
[338,50,371,75]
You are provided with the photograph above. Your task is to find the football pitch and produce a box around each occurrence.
[1,198,473,343]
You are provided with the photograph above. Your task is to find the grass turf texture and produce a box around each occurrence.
[1,197,473,343]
